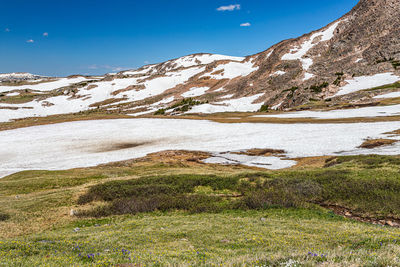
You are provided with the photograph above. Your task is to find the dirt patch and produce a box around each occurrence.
[111,85,146,96]
[231,148,286,157]
[291,156,333,169]
[385,129,400,136]
[89,98,126,108]
[98,150,211,167]
[86,85,98,90]
[358,139,398,149]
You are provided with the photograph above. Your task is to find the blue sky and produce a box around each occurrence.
[0,0,358,76]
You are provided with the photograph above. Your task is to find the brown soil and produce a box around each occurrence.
[89,98,126,108]
[98,150,211,168]
[111,85,146,96]
[86,85,98,90]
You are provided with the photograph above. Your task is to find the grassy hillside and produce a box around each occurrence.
[1,154,400,266]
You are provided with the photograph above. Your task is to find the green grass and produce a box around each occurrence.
[0,170,110,195]
[1,154,400,266]
[1,210,400,266]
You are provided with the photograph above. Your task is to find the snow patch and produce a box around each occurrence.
[6,92,20,97]
[254,104,400,119]
[373,92,400,99]
[271,70,286,76]
[335,73,400,96]
[303,72,315,81]
[272,102,283,110]
[203,153,297,170]
[181,87,209,98]
[202,61,258,80]
[220,94,234,99]
[188,94,264,114]
[281,20,342,71]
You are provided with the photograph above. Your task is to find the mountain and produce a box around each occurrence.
[0,72,43,82]
[0,0,399,122]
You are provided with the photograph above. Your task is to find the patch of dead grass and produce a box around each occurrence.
[359,139,398,149]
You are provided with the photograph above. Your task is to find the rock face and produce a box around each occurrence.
[0,0,399,120]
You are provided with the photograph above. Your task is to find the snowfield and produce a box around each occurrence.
[1,118,399,178]
[188,94,264,114]
[182,87,209,98]
[201,60,258,80]
[374,91,400,99]
[168,54,244,70]
[335,73,400,96]
[254,104,400,119]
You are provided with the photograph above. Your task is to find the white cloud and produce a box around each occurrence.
[26,39,34,43]
[217,4,240,11]
[43,32,49,37]
[240,22,251,27]
[88,64,99,70]
[88,64,125,72]
[112,67,124,72]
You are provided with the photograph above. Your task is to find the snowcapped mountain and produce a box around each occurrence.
[0,72,43,82]
[0,0,399,122]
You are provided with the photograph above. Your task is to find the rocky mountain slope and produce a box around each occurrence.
[0,0,399,122]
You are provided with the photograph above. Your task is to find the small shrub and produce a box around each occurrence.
[258,104,269,112]
[309,82,329,93]
[0,212,10,221]
[77,161,400,219]
[242,189,300,209]
[154,109,166,115]
[169,98,206,112]
[391,60,400,69]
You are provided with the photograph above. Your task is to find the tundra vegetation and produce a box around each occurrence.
[1,154,400,266]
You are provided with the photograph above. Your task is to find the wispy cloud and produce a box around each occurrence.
[88,64,99,70]
[111,66,124,72]
[240,22,251,27]
[217,4,240,11]
[26,39,34,43]
[88,64,126,72]
[5,28,10,32]
[43,32,49,37]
